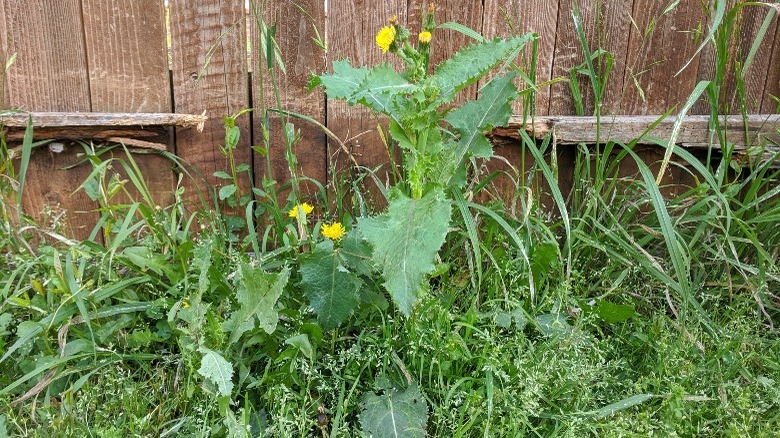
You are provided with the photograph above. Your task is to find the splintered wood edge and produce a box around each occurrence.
[493,115,780,150]
[0,111,208,129]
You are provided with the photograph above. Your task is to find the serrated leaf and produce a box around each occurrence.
[340,231,374,276]
[360,383,428,438]
[358,189,452,316]
[445,73,518,167]
[223,265,290,343]
[349,63,413,120]
[193,242,212,294]
[197,346,234,397]
[434,34,533,102]
[319,59,368,100]
[300,241,361,331]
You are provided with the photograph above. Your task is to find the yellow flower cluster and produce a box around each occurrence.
[376,25,396,53]
[321,222,346,241]
[418,31,432,44]
[288,203,314,219]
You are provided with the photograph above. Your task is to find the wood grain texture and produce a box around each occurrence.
[251,0,327,201]
[169,0,251,207]
[482,0,559,115]
[722,4,780,114]
[621,1,707,115]
[325,0,408,189]
[82,0,175,210]
[2,0,98,241]
[548,0,633,116]
[760,11,780,113]
[0,112,206,127]
[490,114,780,165]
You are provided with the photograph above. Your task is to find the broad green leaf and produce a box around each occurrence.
[588,300,636,324]
[223,264,290,343]
[0,412,7,438]
[192,241,212,294]
[219,184,238,201]
[285,333,313,359]
[340,231,374,276]
[434,34,533,102]
[360,383,428,438]
[349,63,412,120]
[535,313,572,337]
[319,59,368,100]
[445,73,518,168]
[300,241,362,331]
[358,189,452,316]
[198,346,234,397]
[586,394,654,418]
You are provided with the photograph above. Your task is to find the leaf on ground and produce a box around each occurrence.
[197,346,234,397]
[223,264,290,343]
[360,383,428,438]
[300,241,361,331]
[535,313,572,337]
[587,394,654,418]
[358,189,452,316]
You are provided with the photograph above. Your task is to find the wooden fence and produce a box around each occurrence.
[1,0,779,240]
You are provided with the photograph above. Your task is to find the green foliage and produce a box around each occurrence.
[223,264,290,343]
[359,189,452,316]
[360,383,429,438]
[198,346,235,397]
[299,240,362,330]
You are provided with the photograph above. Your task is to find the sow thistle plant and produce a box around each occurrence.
[303,5,535,323]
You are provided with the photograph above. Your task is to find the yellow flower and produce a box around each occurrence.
[418,31,432,44]
[289,203,314,219]
[321,222,346,241]
[376,25,396,54]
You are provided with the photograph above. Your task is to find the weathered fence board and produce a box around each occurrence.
[251,0,327,200]
[169,0,251,207]
[760,14,780,113]
[549,0,633,116]
[483,0,560,115]
[629,1,708,115]
[82,0,175,210]
[2,0,98,240]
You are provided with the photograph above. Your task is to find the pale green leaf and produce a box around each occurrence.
[358,189,452,316]
[586,394,654,418]
[434,34,533,102]
[319,59,368,100]
[360,383,428,438]
[349,63,413,120]
[223,265,290,343]
[300,241,361,331]
[285,333,313,359]
[198,346,234,397]
[445,73,518,168]
[219,184,238,201]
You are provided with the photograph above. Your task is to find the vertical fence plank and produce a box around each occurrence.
[760,22,780,113]
[548,0,633,116]
[82,0,174,208]
[250,0,327,204]
[620,0,706,115]
[169,0,251,210]
[483,0,560,115]
[326,0,407,198]
[723,6,780,114]
[2,0,98,241]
